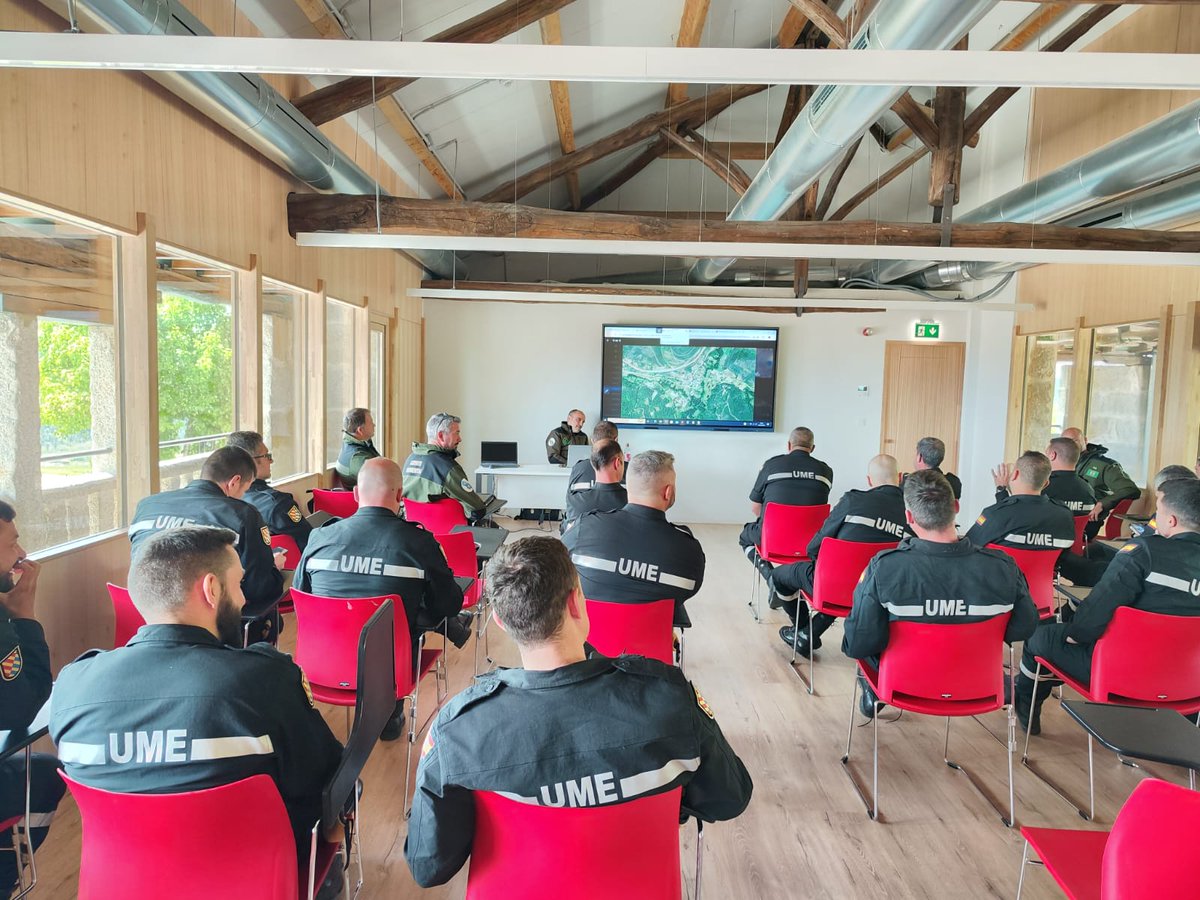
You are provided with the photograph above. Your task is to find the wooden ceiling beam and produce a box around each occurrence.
[659,128,752,195]
[785,0,847,46]
[663,141,773,160]
[815,136,862,220]
[577,141,668,211]
[539,13,581,209]
[289,0,342,38]
[665,0,712,107]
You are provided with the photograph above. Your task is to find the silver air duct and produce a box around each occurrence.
[687,0,998,286]
[861,99,1200,286]
[38,0,464,280]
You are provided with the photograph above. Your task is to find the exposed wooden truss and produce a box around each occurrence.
[577,143,668,210]
[659,127,752,195]
[663,141,773,160]
[815,137,862,220]
[665,0,712,107]
[539,13,581,209]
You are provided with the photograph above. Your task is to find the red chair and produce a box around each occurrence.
[270,533,302,570]
[290,589,445,813]
[466,787,699,900]
[1023,607,1200,820]
[1015,778,1200,900]
[842,616,1016,826]
[793,539,898,693]
[1103,498,1136,540]
[435,530,490,675]
[62,773,337,900]
[1069,515,1089,557]
[403,498,469,533]
[105,583,145,649]
[312,489,358,519]
[585,598,675,666]
[748,502,830,621]
[988,544,1059,620]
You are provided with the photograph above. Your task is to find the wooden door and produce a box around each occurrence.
[880,341,966,470]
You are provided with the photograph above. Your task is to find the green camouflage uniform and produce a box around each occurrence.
[402,442,486,514]
[335,434,380,487]
[1076,443,1140,511]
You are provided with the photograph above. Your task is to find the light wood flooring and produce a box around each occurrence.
[29,522,1190,898]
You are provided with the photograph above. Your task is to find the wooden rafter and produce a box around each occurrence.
[665,0,712,107]
[539,13,581,209]
[929,85,967,209]
[815,137,862,220]
[577,142,667,210]
[785,0,847,46]
[290,0,341,38]
[659,127,752,195]
[663,141,773,160]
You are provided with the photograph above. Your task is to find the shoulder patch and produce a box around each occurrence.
[460,477,475,493]
[1,646,23,681]
[260,526,271,545]
[287,505,302,523]
[547,437,557,447]
[1120,543,1138,553]
[420,727,435,759]
[299,670,315,708]
[975,515,986,525]
[694,684,715,719]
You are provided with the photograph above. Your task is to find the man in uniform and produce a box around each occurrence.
[50,526,346,888]
[1015,478,1200,734]
[1062,427,1141,541]
[843,470,1038,717]
[967,450,1075,554]
[739,427,833,582]
[403,413,490,521]
[545,409,589,466]
[563,450,705,628]
[404,536,752,887]
[902,436,963,500]
[994,437,1096,515]
[228,430,311,554]
[129,446,284,644]
[0,502,63,897]
[295,458,470,740]
[772,454,909,655]
[335,407,380,489]
[561,439,627,533]
[566,420,619,494]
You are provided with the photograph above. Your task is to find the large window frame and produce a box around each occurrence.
[369,318,388,457]
[1084,319,1162,488]
[325,297,362,468]
[262,277,310,481]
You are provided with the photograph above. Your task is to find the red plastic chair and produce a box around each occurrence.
[988,544,1059,620]
[748,502,830,621]
[466,787,697,900]
[1069,515,1089,557]
[793,539,898,692]
[270,533,302,570]
[1016,778,1200,900]
[105,583,145,649]
[312,489,358,519]
[1103,498,1135,540]
[435,530,490,675]
[585,598,675,665]
[403,498,469,533]
[1023,607,1200,820]
[62,773,337,900]
[842,616,1016,826]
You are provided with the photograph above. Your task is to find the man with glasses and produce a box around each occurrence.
[228,431,312,555]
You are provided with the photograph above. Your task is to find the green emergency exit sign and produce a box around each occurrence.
[914,322,941,339]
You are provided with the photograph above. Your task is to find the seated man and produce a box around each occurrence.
[561,439,627,533]
[843,471,1038,717]
[50,526,345,864]
[902,436,962,500]
[563,451,705,628]
[772,454,909,655]
[129,447,284,644]
[567,420,619,494]
[228,430,312,555]
[1062,427,1141,541]
[739,427,833,582]
[994,437,1096,516]
[0,502,64,897]
[546,408,589,466]
[403,536,752,887]
[335,407,380,489]
[404,412,490,522]
[968,450,1075,553]
[295,458,470,740]
[1015,478,1200,734]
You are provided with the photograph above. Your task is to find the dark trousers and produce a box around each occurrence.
[1019,622,1094,687]
[740,521,775,582]
[0,754,65,890]
[773,560,814,626]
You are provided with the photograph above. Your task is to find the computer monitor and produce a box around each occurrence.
[566,444,591,468]
[480,441,519,467]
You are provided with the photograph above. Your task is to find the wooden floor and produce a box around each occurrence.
[30,523,1190,898]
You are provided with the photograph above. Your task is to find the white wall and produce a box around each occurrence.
[423,301,1014,525]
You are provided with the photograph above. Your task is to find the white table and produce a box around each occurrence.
[474,465,571,512]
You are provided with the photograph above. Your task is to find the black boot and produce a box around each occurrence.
[380,699,406,742]
[745,546,774,582]
[444,610,475,649]
[1014,675,1052,736]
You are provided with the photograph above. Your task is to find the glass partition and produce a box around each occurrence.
[1086,320,1159,488]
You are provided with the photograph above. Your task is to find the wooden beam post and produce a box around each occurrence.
[235,255,263,432]
[539,13,582,209]
[119,213,159,496]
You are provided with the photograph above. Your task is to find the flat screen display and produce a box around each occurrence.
[600,325,779,431]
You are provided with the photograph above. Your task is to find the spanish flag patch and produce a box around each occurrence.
[975,515,987,525]
[1120,543,1137,553]
[421,729,436,759]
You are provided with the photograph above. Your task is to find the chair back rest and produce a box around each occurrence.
[1104,498,1136,540]
[1092,607,1200,711]
[466,787,683,900]
[987,544,1058,618]
[810,539,899,615]
[434,530,483,608]
[1069,515,1089,556]
[877,617,1009,711]
[1102,778,1200,899]
[63,772,298,900]
[105,583,145,649]
[269,533,302,570]
[584,598,675,665]
[760,503,830,560]
[403,498,469,533]
[291,589,417,699]
[312,488,359,519]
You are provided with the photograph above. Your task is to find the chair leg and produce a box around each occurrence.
[1020,661,1093,821]
[693,819,704,900]
[9,745,37,900]
[748,564,760,622]
[791,603,817,695]
[945,716,1015,828]
[1015,840,1031,900]
[350,782,364,900]
[403,690,417,821]
[840,675,880,821]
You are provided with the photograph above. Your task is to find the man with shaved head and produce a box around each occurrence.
[296,458,469,740]
[772,455,909,656]
[1062,426,1140,541]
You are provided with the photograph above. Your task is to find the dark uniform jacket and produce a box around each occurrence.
[749,449,833,509]
[403,443,486,514]
[806,485,908,562]
[966,493,1076,553]
[128,480,283,616]
[294,506,464,640]
[562,505,706,626]
[843,538,1039,660]
[1076,443,1140,511]
[567,459,627,495]
[245,479,312,553]
[562,482,628,532]
[545,423,589,466]
[903,468,962,500]
[404,654,753,887]
[49,625,343,851]
[996,469,1096,517]
[1067,532,1200,645]
[0,616,50,731]
[334,435,380,488]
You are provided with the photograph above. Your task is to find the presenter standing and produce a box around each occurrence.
[545,409,590,465]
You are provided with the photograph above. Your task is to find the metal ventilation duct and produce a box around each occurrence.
[37,0,464,280]
[686,0,998,286]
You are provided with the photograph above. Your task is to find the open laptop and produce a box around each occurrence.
[480,441,519,468]
[565,444,591,468]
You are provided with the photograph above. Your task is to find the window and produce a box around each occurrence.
[156,248,236,489]
[1086,320,1160,488]
[325,298,360,466]
[0,197,121,553]
[262,280,307,480]
[369,322,387,456]
[1019,330,1075,452]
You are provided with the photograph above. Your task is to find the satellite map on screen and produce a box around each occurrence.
[620,345,757,421]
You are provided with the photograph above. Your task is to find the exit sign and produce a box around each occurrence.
[914,322,941,339]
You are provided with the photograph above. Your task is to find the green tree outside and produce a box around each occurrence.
[156,292,233,459]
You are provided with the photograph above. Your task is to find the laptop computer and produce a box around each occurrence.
[565,444,591,468]
[480,441,519,468]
